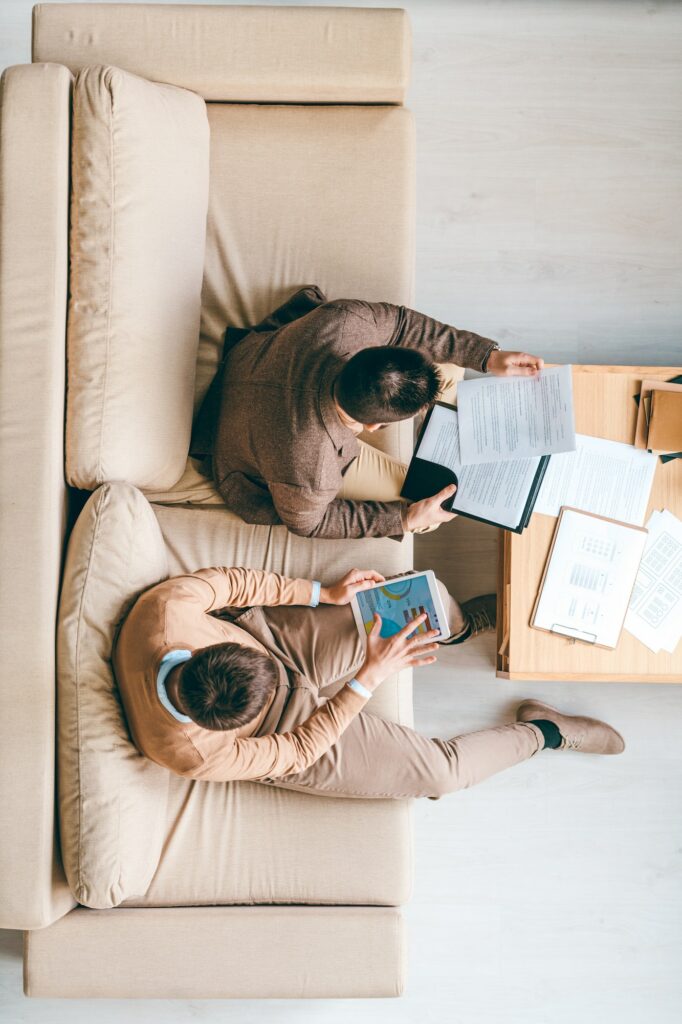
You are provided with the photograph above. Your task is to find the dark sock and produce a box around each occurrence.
[530,719,562,749]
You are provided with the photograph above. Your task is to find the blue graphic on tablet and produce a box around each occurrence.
[356,577,441,638]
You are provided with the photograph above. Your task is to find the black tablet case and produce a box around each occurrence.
[400,401,550,534]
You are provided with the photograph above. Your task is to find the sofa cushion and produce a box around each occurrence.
[195,102,415,412]
[120,502,414,908]
[58,488,414,910]
[66,65,209,491]
[57,483,171,908]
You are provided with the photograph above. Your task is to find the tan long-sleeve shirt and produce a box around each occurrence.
[113,567,368,782]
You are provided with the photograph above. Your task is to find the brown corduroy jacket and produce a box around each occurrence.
[211,292,497,540]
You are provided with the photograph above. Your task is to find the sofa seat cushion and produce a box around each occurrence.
[123,772,412,909]
[195,102,414,412]
[59,491,413,909]
[66,65,209,492]
[125,503,414,907]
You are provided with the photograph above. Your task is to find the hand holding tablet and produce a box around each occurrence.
[350,570,450,642]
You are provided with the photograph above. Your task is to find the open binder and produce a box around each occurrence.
[400,402,549,533]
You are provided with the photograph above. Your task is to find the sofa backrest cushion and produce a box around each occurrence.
[57,482,170,908]
[66,65,209,491]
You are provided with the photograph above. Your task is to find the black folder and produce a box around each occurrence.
[400,402,550,534]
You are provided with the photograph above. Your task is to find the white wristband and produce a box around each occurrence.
[309,580,321,607]
[347,677,372,700]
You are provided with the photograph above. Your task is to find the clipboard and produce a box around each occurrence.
[400,401,550,533]
[530,506,648,649]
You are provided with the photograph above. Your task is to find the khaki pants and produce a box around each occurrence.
[234,601,543,801]
[338,362,462,516]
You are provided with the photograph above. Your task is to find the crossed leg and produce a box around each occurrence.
[255,601,542,801]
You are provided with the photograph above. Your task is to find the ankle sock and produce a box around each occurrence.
[530,719,562,749]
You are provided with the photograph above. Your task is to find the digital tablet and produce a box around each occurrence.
[350,570,450,642]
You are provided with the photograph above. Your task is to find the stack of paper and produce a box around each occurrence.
[624,509,682,654]
[534,434,658,526]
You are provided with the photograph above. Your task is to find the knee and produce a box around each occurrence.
[436,363,465,402]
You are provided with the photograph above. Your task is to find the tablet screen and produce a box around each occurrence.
[355,575,443,638]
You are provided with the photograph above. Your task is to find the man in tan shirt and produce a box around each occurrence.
[114,564,624,795]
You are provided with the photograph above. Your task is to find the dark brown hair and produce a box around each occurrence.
[335,346,442,423]
[178,643,278,731]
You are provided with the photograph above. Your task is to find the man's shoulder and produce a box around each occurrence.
[324,297,376,319]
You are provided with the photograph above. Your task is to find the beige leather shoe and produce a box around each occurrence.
[517,699,625,755]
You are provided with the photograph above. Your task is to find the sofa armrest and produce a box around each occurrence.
[0,63,76,928]
[32,3,411,103]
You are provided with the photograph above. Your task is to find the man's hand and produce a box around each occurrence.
[355,613,439,692]
[405,484,457,532]
[320,568,386,606]
[486,350,544,377]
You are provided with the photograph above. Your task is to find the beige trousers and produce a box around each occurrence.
[235,600,543,801]
[338,362,462,517]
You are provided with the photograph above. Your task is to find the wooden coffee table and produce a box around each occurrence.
[497,365,682,682]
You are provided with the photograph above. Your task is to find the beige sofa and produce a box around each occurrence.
[0,3,418,999]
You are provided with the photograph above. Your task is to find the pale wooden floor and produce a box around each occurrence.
[1,0,681,1021]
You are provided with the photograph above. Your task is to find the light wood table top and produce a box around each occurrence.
[497,365,682,682]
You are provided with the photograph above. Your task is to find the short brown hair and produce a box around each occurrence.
[335,346,442,423]
[178,643,278,731]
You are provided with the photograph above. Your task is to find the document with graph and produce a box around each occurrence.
[531,507,648,649]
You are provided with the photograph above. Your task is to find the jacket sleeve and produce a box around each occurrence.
[340,300,498,372]
[172,566,314,612]
[181,684,369,781]
[269,481,405,540]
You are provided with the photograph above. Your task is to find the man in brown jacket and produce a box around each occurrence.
[113,563,624,795]
[209,288,545,541]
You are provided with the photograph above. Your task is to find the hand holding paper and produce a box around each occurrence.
[486,350,545,377]
[457,365,576,465]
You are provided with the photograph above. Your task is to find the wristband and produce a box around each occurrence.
[309,580,321,607]
[347,677,372,700]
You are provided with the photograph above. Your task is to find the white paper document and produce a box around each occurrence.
[417,404,542,530]
[456,365,576,465]
[532,508,648,649]
[624,509,682,654]
[534,434,657,525]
